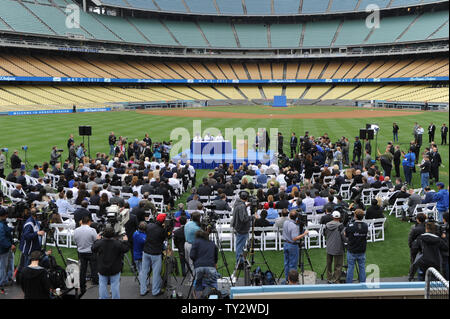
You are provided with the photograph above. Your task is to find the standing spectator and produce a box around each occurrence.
[277,132,284,155]
[290,132,298,158]
[67,134,74,152]
[108,132,117,156]
[419,155,431,190]
[428,123,436,143]
[416,125,424,149]
[19,208,45,269]
[393,123,399,142]
[353,137,362,164]
[408,213,426,281]
[402,147,416,186]
[324,211,345,284]
[184,212,202,280]
[344,209,368,283]
[441,123,448,145]
[378,146,393,178]
[411,222,448,281]
[0,208,14,294]
[433,183,449,222]
[413,122,419,144]
[132,222,147,280]
[429,146,442,183]
[190,230,219,298]
[73,216,98,295]
[231,192,252,269]
[282,210,309,284]
[140,213,168,297]
[393,145,402,178]
[10,150,21,170]
[92,226,129,299]
[50,146,61,169]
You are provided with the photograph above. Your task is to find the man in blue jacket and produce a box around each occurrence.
[0,208,15,294]
[433,183,449,222]
[19,208,45,269]
[402,147,416,186]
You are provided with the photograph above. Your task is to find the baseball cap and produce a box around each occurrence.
[156,213,167,223]
[436,182,445,188]
[263,202,269,210]
[332,211,341,219]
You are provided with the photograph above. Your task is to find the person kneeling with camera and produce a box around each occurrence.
[91,227,129,299]
[190,230,219,299]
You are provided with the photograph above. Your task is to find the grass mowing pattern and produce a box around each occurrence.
[2,107,448,279]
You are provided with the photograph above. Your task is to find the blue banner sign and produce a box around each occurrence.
[8,108,111,116]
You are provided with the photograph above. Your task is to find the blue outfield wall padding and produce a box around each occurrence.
[230,282,426,298]
[273,95,287,107]
[8,107,112,116]
[0,76,447,84]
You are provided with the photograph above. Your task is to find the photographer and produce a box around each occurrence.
[231,191,252,269]
[282,210,309,284]
[324,211,345,284]
[408,213,426,281]
[184,212,202,280]
[344,209,368,283]
[73,215,98,295]
[139,213,168,297]
[190,230,219,298]
[0,208,15,294]
[19,208,45,269]
[433,182,449,222]
[91,226,129,299]
[411,222,448,281]
[50,146,62,169]
[402,147,416,186]
[19,250,52,299]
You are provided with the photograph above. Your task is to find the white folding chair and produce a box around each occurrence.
[372,217,387,242]
[262,226,278,251]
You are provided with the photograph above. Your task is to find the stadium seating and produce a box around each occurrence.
[97,0,443,15]
[0,54,448,80]
[0,1,447,49]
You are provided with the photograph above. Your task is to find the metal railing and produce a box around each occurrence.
[425,267,449,299]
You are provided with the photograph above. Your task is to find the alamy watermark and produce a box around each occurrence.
[65,4,80,29]
[365,4,381,29]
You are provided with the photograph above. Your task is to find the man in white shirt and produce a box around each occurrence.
[215,133,224,141]
[56,192,75,215]
[168,173,182,194]
[193,134,202,142]
[70,182,79,200]
[276,172,287,187]
[203,133,212,141]
[303,191,315,213]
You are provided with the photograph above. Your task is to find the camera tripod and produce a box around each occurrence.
[179,227,234,299]
[276,237,314,285]
[319,246,359,284]
[233,218,274,286]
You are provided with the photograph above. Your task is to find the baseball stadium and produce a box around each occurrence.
[0,0,448,302]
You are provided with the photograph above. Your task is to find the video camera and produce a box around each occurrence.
[99,205,130,236]
[295,209,308,231]
[163,211,176,238]
[248,196,259,215]
[201,205,220,232]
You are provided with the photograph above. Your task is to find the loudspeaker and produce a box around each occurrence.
[367,129,374,140]
[359,129,367,140]
[79,126,92,136]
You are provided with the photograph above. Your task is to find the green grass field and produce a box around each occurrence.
[1,105,448,279]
